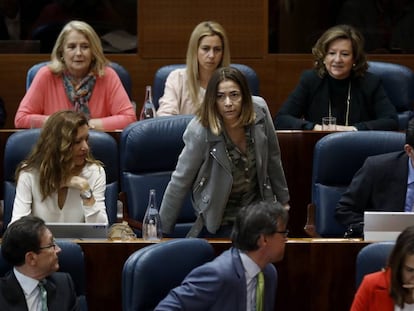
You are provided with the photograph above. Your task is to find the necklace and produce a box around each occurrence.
[329,81,352,126]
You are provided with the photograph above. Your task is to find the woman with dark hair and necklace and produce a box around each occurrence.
[274,24,398,131]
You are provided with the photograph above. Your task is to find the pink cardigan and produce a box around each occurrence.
[15,66,136,130]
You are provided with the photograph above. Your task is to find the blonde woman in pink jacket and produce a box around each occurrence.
[157,21,231,116]
[15,20,136,130]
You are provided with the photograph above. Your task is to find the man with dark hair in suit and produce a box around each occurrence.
[155,201,289,311]
[336,118,414,237]
[0,216,80,310]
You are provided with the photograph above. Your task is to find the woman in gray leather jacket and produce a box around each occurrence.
[160,67,290,237]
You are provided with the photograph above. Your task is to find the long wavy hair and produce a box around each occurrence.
[312,24,368,78]
[16,110,101,200]
[186,21,231,109]
[49,20,109,77]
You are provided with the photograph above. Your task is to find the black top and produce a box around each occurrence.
[274,69,398,130]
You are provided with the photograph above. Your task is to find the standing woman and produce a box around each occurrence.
[274,24,398,131]
[11,110,108,224]
[14,20,136,130]
[156,21,231,116]
[160,67,290,237]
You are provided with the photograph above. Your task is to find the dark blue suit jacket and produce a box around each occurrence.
[335,151,408,226]
[0,270,80,311]
[155,247,277,311]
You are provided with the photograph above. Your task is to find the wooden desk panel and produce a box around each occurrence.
[78,238,367,311]
[277,131,329,237]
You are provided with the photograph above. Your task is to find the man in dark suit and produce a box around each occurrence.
[335,119,414,236]
[0,216,79,310]
[155,201,289,311]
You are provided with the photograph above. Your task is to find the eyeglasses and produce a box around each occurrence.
[275,230,289,238]
[216,92,242,104]
[39,239,57,251]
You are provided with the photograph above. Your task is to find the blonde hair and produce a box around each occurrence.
[197,67,255,136]
[16,110,101,200]
[49,20,108,76]
[186,21,231,109]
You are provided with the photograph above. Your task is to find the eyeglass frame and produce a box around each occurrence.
[38,239,58,251]
[275,230,289,238]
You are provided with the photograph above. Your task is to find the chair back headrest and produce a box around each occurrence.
[120,115,194,173]
[367,61,414,112]
[120,116,195,234]
[312,131,405,187]
[122,238,215,311]
[56,240,87,296]
[26,62,49,90]
[312,131,405,237]
[152,64,185,110]
[356,241,394,289]
[108,62,133,99]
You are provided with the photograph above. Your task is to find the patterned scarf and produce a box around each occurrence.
[62,71,96,118]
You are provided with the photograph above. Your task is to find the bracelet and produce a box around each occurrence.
[80,189,93,200]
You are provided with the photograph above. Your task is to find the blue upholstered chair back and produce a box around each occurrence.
[152,63,260,110]
[26,61,133,99]
[312,131,405,237]
[122,238,215,311]
[355,241,394,289]
[367,61,414,130]
[0,240,88,310]
[120,115,195,237]
[3,129,119,231]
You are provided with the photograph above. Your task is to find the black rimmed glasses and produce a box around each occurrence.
[275,230,289,238]
[39,239,57,251]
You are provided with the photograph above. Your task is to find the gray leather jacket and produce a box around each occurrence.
[160,96,290,235]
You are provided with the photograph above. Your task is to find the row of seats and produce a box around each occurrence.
[123,238,395,309]
[0,237,215,311]
[26,60,414,129]
[26,62,259,110]
[0,236,391,310]
[149,61,414,129]
[2,119,408,238]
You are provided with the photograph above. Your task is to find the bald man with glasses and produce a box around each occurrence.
[0,216,79,310]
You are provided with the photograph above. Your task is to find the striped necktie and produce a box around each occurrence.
[256,271,264,311]
[38,280,48,311]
